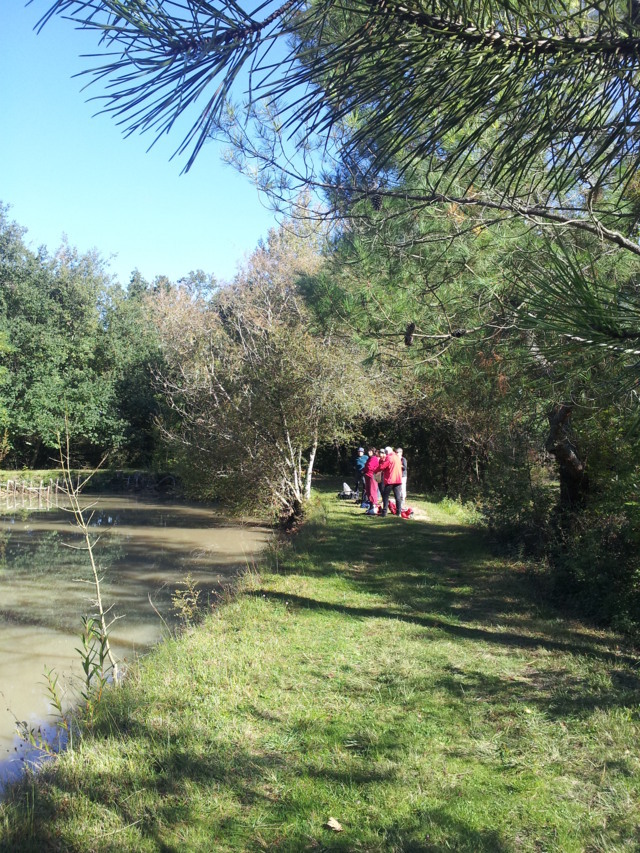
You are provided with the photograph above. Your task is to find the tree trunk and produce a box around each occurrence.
[30,438,43,469]
[545,404,588,508]
[304,433,318,500]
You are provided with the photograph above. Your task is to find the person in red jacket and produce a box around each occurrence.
[363,447,381,511]
[378,446,403,517]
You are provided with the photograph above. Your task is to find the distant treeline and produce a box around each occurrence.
[0,203,176,470]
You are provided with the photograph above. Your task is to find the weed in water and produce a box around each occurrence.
[171,573,203,628]
[14,613,116,761]
[76,616,114,729]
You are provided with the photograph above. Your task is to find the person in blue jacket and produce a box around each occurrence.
[353,447,367,501]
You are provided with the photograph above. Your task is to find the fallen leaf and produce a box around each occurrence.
[325,817,343,832]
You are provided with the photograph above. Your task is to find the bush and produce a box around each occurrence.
[548,502,640,633]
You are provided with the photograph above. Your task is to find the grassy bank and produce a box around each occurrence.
[0,468,177,499]
[1,486,639,851]
[0,468,131,484]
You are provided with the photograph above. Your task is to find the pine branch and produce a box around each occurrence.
[377,3,640,61]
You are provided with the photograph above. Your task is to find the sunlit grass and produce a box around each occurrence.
[1,485,639,851]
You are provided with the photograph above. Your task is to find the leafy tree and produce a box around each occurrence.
[0,204,161,467]
[308,183,640,505]
[98,275,166,465]
[307,198,534,475]
[3,249,122,464]
[150,217,389,522]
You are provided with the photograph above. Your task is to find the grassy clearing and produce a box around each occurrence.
[1,485,639,851]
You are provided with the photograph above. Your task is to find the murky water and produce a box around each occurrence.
[0,494,270,792]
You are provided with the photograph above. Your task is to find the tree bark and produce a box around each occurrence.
[30,438,43,469]
[545,404,588,508]
[304,433,318,500]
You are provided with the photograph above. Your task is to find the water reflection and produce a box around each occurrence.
[0,494,269,792]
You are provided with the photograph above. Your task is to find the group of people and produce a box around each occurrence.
[353,446,408,518]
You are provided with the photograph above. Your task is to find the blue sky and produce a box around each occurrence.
[0,3,279,285]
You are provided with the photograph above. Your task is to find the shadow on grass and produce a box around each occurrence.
[254,589,638,668]
[1,710,296,851]
[275,489,638,655]
[1,484,639,852]
[259,485,640,718]
[0,712,509,853]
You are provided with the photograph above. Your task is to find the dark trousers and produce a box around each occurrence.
[354,473,366,497]
[381,483,402,516]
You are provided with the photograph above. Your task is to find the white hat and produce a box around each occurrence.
[384,446,393,454]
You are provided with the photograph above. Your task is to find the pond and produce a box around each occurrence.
[0,494,270,793]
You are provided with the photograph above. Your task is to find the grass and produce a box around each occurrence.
[0,468,115,481]
[1,484,639,851]
[0,468,157,488]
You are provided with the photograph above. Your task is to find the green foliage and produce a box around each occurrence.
[550,505,640,633]
[541,407,640,631]
[151,217,390,520]
[40,0,640,212]
[14,666,72,759]
[0,204,162,467]
[306,194,544,483]
[297,176,640,629]
[15,612,115,762]
[516,234,640,404]
[100,281,165,465]
[75,615,113,726]
[171,573,203,628]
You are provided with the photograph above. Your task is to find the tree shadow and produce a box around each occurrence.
[0,710,513,853]
[1,487,638,851]
[253,590,638,668]
[265,486,640,691]
[432,663,640,723]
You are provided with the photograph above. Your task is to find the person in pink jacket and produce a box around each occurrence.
[363,447,381,511]
[378,446,403,517]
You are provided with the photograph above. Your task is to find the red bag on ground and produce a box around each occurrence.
[389,500,414,519]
